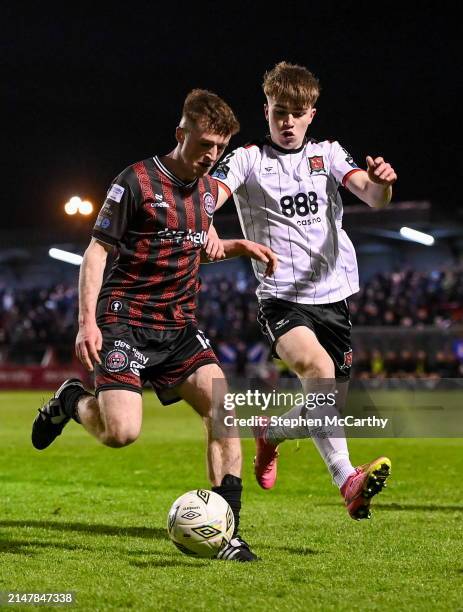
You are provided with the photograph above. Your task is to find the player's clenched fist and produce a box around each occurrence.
[366,156,397,186]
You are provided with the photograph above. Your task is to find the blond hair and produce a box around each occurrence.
[181,89,240,136]
[263,61,320,107]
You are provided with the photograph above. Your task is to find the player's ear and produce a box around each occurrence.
[176,126,185,144]
[308,107,317,123]
[264,104,269,121]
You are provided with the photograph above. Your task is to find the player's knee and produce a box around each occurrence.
[293,355,334,379]
[102,425,139,448]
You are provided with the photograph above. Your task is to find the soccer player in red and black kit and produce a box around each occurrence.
[31,90,277,562]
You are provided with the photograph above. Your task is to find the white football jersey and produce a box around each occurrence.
[212,138,362,304]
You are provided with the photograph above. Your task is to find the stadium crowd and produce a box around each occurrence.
[1,266,462,377]
[348,268,463,328]
[0,284,78,364]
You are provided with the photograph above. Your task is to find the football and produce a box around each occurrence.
[167,489,234,558]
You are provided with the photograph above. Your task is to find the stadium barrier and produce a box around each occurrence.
[0,365,92,390]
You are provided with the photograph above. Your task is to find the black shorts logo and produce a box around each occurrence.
[341,349,353,370]
[105,349,128,372]
[110,300,123,313]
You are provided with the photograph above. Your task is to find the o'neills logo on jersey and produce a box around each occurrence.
[308,156,325,173]
[157,228,208,246]
[203,192,215,217]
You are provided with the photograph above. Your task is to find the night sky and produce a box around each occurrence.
[4,3,461,234]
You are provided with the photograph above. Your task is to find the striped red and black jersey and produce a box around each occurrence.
[93,156,218,330]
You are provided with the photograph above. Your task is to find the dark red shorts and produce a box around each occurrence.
[94,323,219,405]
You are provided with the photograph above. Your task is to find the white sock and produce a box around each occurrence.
[301,378,355,488]
[311,441,355,488]
[266,401,308,444]
[266,378,356,488]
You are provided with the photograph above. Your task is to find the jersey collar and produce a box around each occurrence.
[153,156,198,188]
[265,136,307,155]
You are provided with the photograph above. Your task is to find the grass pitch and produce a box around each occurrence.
[0,391,462,611]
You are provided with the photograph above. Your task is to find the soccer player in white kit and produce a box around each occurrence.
[209,62,397,520]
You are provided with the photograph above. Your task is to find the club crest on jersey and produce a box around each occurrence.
[308,156,325,173]
[105,349,128,372]
[203,192,215,217]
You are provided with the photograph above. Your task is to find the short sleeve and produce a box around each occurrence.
[211,147,251,195]
[329,141,363,187]
[92,170,136,245]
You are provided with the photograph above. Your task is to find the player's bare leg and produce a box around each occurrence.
[177,364,241,486]
[77,389,142,448]
[176,363,257,561]
[273,325,356,479]
[32,380,142,450]
[274,326,352,469]
[253,326,346,488]
[276,326,335,379]
[265,326,391,517]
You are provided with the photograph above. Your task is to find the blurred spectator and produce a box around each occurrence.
[370,349,385,376]
[0,284,78,364]
[1,266,463,378]
[415,350,430,377]
[396,349,417,376]
[349,266,463,327]
[429,350,460,377]
[353,350,371,378]
[384,351,399,376]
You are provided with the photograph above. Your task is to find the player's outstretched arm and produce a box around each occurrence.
[346,156,397,208]
[221,239,278,277]
[75,238,112,371]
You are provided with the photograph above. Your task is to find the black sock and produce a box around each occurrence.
[60,386,92,424]
[212,474,242,536]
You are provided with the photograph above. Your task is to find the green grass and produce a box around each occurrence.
[1,391,462,611]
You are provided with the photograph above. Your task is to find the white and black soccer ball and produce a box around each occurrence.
[167,489,234,558]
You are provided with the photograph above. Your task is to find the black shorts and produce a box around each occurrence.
[257,298,352,378]
[94,323,219,405]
